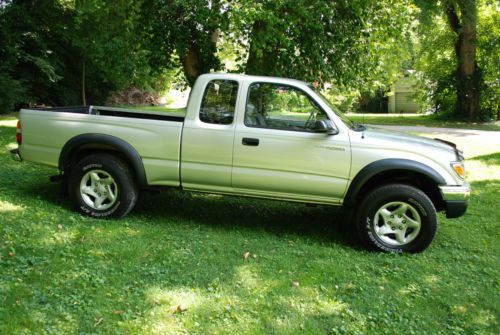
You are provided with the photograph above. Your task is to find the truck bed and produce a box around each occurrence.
[19,105,185,187]
[28,105,185,122]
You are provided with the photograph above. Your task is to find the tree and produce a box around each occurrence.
[0,0,155,112]
[0,0,76,112]
[443,0,482,119]
[142,0,415,93]
[238,0,411,88]
[476,1,499,119]
[141,0,225,87]
[414,0,498,120]
[72,0,152,104]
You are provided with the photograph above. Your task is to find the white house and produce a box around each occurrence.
[388,76,421,113]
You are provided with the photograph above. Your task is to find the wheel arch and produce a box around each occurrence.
[344,159,446,210]
[59,133,147,188]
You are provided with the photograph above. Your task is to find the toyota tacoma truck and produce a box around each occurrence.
[11,74,470,252]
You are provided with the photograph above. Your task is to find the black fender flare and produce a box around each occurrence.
[343,158,446,207]
[59,133,147,188]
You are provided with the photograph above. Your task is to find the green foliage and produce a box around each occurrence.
[413,12,457,115]
[140,0,417,96]
[0,0,495,120]
[0,0,156,113]
[0,0,77,112]
[72,0,152,91]
[476,1,500,119]
[232,0,416,92]
[414,0,498,120]
[1,116,500,334]
[141,0,226,86]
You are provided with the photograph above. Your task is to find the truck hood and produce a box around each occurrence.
[359,126,458,159]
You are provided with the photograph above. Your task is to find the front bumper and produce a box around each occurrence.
[439,183,470,218]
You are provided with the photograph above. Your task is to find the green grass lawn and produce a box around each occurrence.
[0,117,499,334]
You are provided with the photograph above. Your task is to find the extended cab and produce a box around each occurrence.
[12,74,470,252]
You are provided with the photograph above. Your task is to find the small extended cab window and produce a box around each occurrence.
[200,80,239,125]
[245,82,329,132]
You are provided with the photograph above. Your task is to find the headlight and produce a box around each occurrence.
[451,161,465,179]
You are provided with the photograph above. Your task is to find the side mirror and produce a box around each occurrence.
[314,120,339,135]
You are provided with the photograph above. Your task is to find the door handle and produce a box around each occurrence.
[242,138,259,146]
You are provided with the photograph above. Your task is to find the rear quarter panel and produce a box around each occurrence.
[19,109,182,186]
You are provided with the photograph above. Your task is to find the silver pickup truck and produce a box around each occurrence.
[12,74,470,252]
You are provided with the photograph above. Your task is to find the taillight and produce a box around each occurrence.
[16,120,22,144]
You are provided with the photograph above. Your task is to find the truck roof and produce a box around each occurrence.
[198,73,310,87]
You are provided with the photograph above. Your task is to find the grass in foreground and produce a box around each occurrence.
[0,118,499,334]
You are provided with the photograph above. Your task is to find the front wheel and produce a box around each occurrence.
[355,184,437,253]
[68,153,138,218]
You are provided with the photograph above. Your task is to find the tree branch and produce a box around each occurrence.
[444,1,461,34]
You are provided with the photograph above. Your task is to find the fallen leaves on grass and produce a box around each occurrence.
[174,304,187,314]
[94,317,103,327]
[243,251,257,261]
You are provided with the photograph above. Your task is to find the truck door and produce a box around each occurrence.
[231,82,351,204]
[181,79,239,192]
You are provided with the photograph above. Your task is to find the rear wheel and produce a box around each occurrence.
[355,184,437,253]
[69,153,138,218]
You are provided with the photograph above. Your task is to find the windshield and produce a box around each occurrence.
[314,90,356,129]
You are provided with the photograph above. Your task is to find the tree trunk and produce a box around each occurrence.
[246,20,276,76]
[179,45,202,87]
[445,0,481,120]
[178,28,220,87]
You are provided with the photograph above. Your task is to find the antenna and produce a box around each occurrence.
[361,112,365,139]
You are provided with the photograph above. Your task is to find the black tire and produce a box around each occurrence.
[355,184,437,253]
[68,153,138,218]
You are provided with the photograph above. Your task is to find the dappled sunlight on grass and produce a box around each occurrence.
[0,118,17,127]
[466,153,500,182]
[398,283,420,295]
[4,142,17,151]
[235,264,264,291]
[45,229,79,246]
[469,152,500,165]
[139,286,263,334]
[423,274,439,284]
[472,309,496,328]
[0,200,24,213]
[1,114,499,334]
[146,287,204,309]
[142,287,205,334]
[279,294,349,317]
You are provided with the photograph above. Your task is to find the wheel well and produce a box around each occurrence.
[353,170,445,211]
[64,145,137,183]
[59,134,148,188]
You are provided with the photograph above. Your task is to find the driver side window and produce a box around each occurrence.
[245,83,329,132]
